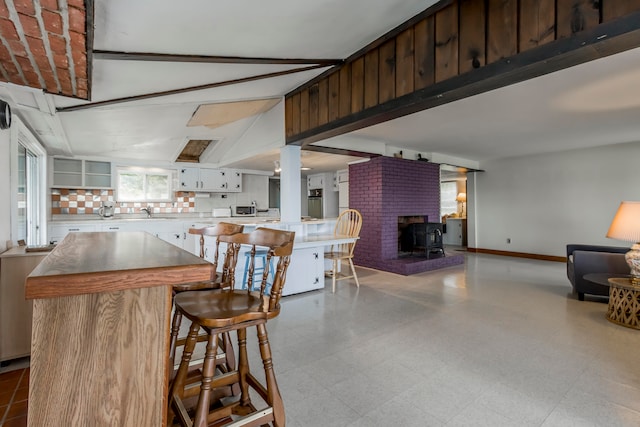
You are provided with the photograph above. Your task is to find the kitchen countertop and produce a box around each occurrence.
[26,231,212,299]
[49,216,333,226]
[293,234,358,249]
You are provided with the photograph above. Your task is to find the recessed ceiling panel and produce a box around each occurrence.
[176,139,215,162]
[187,98,281,129]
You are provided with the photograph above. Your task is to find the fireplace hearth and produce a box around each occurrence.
[349,156,464,275]
[398,216,444,259]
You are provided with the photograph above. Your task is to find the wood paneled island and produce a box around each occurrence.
[25,232,213,426]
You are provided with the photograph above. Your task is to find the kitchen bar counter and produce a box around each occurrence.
[25,232,213,426]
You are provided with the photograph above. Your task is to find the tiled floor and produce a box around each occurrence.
[258,252,640,426]
[4,252,640,426]
[0,365,28,427]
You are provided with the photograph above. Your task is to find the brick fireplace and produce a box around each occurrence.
[349,156,464,275]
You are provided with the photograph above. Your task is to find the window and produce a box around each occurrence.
[11,118,46,245]
[440,181,458,216]
[116,167,174,202]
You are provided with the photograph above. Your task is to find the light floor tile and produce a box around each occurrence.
[172,252,640,426]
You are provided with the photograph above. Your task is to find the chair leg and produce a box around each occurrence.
[219,332,240,396]
[332,259,338,293]
[193,331,220,427]
[236,327,251,408]
[256,322,284,427]
[170,321,201,422]
[168,309,182,380]
[349,258,360,288]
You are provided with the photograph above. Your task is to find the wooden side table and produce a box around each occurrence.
[607,277,640,330]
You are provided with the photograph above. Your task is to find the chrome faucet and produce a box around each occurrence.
[141,206,152,218]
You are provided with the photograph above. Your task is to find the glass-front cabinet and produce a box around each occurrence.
[52,158,112,188]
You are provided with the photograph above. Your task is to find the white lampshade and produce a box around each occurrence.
[456,192,467,202]
[606,201,640,242]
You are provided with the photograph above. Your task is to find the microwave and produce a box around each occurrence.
[234,206,256,216]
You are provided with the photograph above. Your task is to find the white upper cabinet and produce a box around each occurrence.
[179,167,242,192]
[307,174,324,190]
[227,170,242,192]
[178,167,200,190]
[200,168,227,191]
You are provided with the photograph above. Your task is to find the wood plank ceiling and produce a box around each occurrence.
[284,0,640,147]
[0,0,90,99]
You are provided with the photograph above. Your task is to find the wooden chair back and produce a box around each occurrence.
[330,209,363,256]
[219,227,295,314]
[189,222,244,283]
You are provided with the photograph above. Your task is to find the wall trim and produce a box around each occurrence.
[468,247,565,263]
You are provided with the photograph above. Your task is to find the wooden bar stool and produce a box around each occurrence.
[169,223,244,381]
[170,228,295,427]
[241,249,274,293]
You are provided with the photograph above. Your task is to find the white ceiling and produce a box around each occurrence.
[5,0,640,175]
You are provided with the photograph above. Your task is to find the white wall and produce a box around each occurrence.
[0,128,10,252]
[473,141,640,257]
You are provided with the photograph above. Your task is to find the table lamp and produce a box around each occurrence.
[456,192,467,217]
[606,201,640,285]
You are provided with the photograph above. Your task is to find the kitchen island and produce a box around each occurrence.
[48,216,346,296]
[25,231,213,426]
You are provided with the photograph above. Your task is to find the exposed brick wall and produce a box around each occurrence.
[0,0,88,98]
[350,156,463,274]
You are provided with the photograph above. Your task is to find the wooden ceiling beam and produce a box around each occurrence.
[93,50,342,66]
[302,144,378,159]
[56,64,329,112]
[284,1,640,146]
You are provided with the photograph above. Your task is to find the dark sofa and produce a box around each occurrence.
[566,244,629,300]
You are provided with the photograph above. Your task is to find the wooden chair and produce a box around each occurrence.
[324,209,363,293]
[170,227,295,427]
[169,223,244,382]
[175,223,245,291]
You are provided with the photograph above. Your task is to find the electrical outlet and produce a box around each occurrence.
[506,238,511,244]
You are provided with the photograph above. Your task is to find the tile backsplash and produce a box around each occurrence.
[51,189,195,215]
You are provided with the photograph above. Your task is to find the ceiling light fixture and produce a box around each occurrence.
[273,160,311,172]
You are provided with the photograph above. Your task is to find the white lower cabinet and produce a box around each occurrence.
[283,247,324,296]
[100,222,140,232]
[443,218,467,246]
[146,222,185,249]
[49,223,97,244]
[154,230,184,248]
[49,220,186,249]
